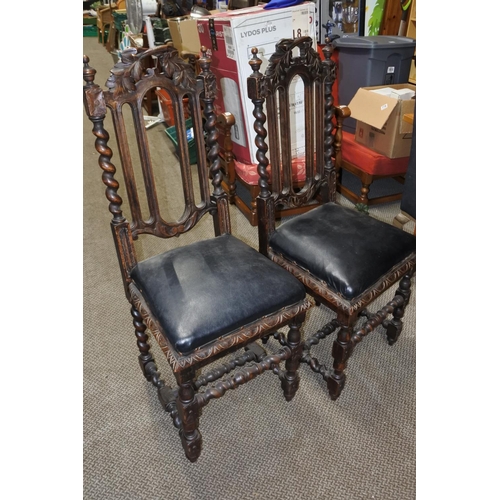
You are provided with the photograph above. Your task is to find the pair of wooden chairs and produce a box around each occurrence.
[83,37,416,462]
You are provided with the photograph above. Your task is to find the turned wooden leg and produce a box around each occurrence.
[250,197,258,226]
[229,185,236,204]
[281,318,304,402]
[216,112,236,204]
[175,368,202,462]
[386,273,412,345]
[131,305,157,382]
[360,182,370,206]
[327,325,352,401]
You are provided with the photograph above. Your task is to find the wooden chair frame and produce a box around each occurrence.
[83,44,311,462]
[217,129,321,226]
[248,37,416,400]
[96,4,116,45]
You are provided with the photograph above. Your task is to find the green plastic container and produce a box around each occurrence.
[165,118,197,165]
[113,11,128,31]
[83,25,98,37]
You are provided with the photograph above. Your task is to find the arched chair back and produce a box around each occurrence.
[247,37,348,252]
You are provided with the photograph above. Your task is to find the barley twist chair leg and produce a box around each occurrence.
[385,273,413,345]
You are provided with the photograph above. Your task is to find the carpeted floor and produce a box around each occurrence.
[83,37,416,500]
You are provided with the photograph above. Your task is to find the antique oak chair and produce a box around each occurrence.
[248,37,416,400]
[83,44,311,462]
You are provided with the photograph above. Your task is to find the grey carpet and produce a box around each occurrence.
[83,37,416,500]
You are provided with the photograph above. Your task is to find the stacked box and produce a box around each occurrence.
[197,3,316,165]
[168,11,219,54]
[333,35,416,133]
[348,83,416,158]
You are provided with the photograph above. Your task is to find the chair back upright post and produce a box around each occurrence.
[248,36,345,255]
[83,44,230,296]
[247,46,274,255]
[321,40,350,204]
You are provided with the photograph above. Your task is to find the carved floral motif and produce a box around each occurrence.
[105,45,198,96]
[129,283,312,372]
[264,37,322,92]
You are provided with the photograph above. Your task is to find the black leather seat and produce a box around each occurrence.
[131,234,306,354]
[269,203,415,301]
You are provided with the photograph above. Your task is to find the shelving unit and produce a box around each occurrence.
[406,0,416,84]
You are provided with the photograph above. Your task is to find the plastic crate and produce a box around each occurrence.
[113,10,127,31]
[165,118,198,165]
[83,25,98,37]
[83,16,97,26]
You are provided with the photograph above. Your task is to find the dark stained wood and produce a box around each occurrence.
[175,368,202,463]
[217,112,236,204]
[248,37,416,401]
[280,317,304,401]
[83,43,312,462]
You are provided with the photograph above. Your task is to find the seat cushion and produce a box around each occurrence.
[234,157,306,186]
[342,132,409,176]
[130,234,306,355]
[269,203,416,301]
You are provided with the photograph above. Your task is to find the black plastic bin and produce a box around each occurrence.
[333,35,416,134]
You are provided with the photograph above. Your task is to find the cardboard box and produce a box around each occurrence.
[167,11,219,54]
[348,83,416,159]
[197,3,316,164]
[390,88,415,101]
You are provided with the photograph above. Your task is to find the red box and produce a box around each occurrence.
[196,3,316,164]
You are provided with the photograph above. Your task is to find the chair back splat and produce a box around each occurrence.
[247,37,416,401]
[83,44,312,462]
[247,38,349,253]
[83,46,229,251]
